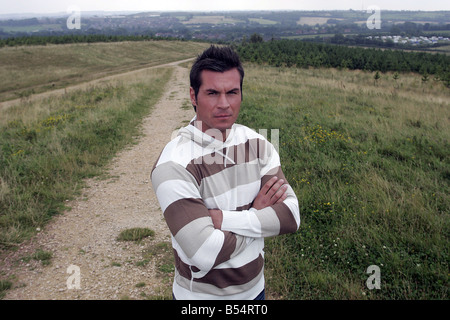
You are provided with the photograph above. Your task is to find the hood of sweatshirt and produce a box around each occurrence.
[177,115,237,165]
[177,115,237,148]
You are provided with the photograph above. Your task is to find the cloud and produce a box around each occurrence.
[1,0,449,14]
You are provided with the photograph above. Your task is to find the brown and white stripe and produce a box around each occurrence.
[151,120,300,299]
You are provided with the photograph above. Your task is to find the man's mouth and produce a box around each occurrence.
[214,114,232,119]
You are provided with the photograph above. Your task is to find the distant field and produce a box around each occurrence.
[1,24,63,33]
[0,40,209,102]
[182,15,241,25]
[425,45,450,55]
[423,30,450,36]
[239,64,449,299]
[249,18,278,25]
[282,33,357,40]
[297,17,335,25]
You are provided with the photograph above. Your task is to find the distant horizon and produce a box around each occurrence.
[1,8,449,19]
[1,0,450,16]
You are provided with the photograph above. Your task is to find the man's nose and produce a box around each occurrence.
[217,93,230,108]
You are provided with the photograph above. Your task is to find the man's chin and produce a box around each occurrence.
[195,118,235,136]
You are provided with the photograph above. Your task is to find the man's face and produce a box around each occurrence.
[190,68,242,140]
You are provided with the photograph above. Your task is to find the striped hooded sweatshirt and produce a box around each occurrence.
[151,117,300,300]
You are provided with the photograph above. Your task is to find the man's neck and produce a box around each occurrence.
[193,120,232,142]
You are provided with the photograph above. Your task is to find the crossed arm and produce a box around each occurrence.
[209,176,288,230]
[152,161,299,274]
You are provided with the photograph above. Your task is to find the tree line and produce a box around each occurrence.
[236,39,450,87]
[0,34,184,47]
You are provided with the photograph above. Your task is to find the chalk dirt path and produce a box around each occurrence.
[1,63,194,300]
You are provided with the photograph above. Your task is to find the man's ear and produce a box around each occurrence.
[189,87,197,110]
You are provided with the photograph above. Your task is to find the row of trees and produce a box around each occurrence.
[236,39,450,86]
[0,34,185,47]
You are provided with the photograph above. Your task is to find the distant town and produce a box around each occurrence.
[367,35,450,45]
[0,10,449,53]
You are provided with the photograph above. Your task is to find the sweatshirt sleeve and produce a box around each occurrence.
[151,160,253,275]
[221,166,300,238]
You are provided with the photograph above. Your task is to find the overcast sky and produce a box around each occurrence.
[1,0,450,15]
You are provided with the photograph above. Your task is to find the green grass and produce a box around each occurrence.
[0,279,12,299]
[238,64,449,299]
[31,249,53,266]
[117,228,155,242]
[0,67,173,250]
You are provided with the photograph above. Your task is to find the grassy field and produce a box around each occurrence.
[0,40,208,102]
[238,64,449,299]
[0,40,448,299]
[248,18,278,25]
[182,15,241,25]
[0,65,174,249]
[297,17,336,25]
[0,40,210,250]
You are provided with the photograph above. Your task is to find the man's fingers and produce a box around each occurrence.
[274,185,288,203]
[266,178,285,197]
[260,176,278,195]
[208,209,223,229]
[252,176,289,210]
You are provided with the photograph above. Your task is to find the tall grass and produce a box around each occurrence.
[238,65,449,299]
[0,67,173,249]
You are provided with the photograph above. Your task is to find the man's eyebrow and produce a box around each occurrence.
[204,88,240,94]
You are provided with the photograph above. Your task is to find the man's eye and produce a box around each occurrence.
[208,92,218,95]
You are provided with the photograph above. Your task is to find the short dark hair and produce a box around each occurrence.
[190,45,244,111]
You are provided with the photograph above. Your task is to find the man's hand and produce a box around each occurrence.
[209,209,223,229]
[251,176,288,210]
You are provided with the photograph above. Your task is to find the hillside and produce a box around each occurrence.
[239,64,449,299]
[0,39,448,300]
[0,40,209,102]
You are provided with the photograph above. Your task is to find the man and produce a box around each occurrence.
[151,46,300,300]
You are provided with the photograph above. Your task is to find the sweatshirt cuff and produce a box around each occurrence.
[221,210,246,232]
[221,209,261,237]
